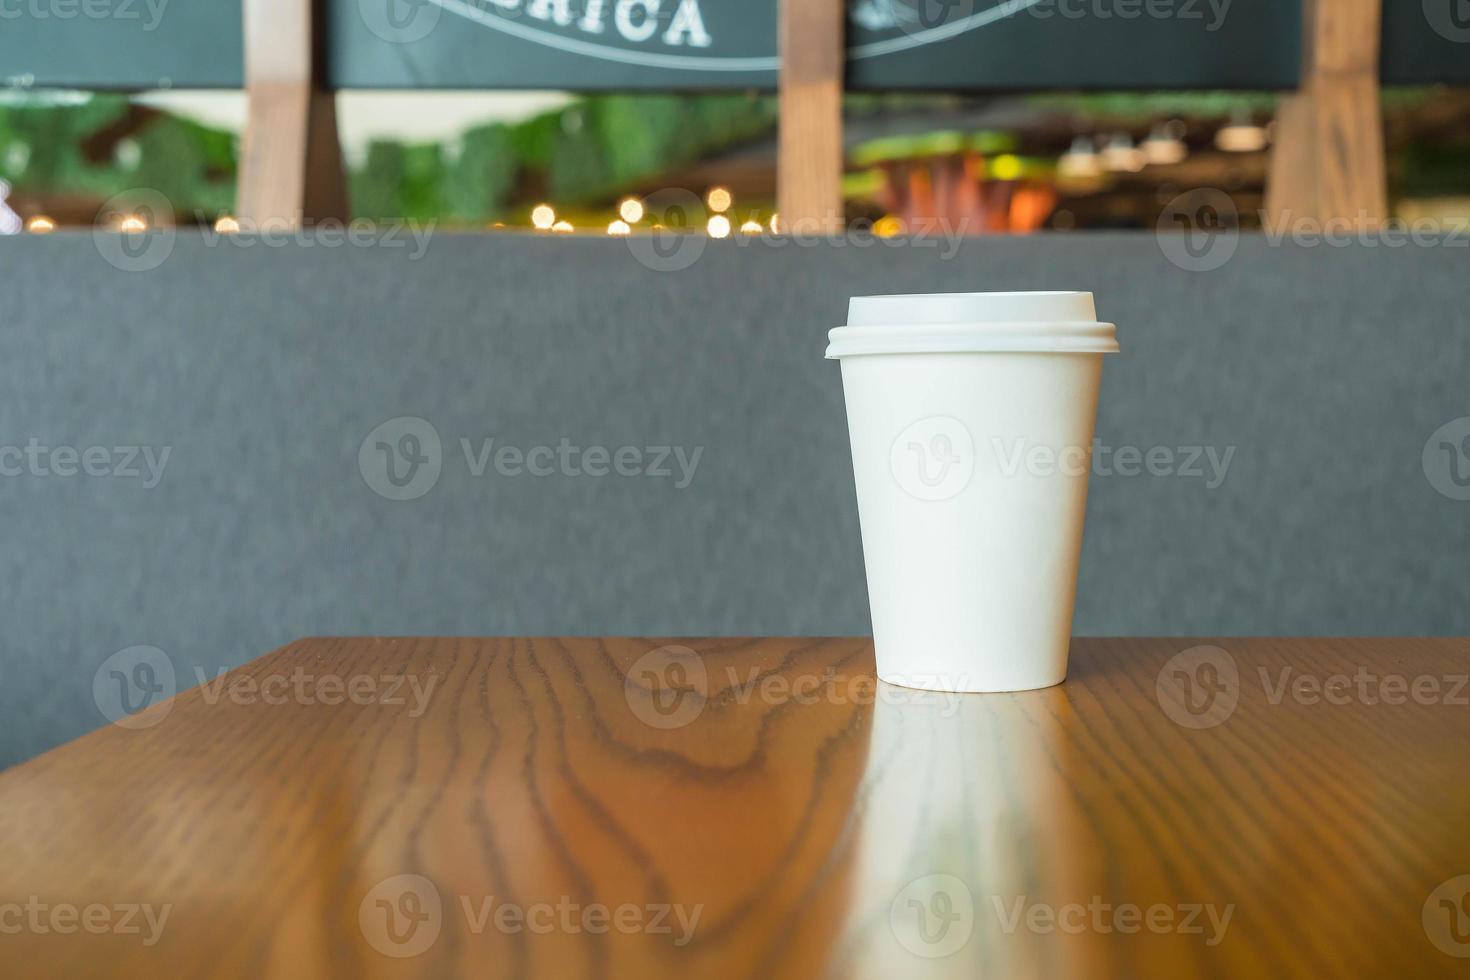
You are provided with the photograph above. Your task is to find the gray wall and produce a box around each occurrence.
[3,230,1468,767]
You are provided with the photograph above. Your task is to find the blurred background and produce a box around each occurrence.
[5,87,1470,236]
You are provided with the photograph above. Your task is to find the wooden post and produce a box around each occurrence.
[778,0,844,233]
[237,0,347,227]
[1265,0,1386,227]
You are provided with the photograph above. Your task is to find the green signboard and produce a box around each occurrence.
[1384,0,1470,85]
[0,0,1464,91]
[330,0,1301,90]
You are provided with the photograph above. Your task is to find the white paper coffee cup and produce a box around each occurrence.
[827,291,1119,693]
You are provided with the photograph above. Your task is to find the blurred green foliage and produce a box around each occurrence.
[0,89,1459,224]
[0,91,779,224]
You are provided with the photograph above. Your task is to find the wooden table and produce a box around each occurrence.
[2,637,1468,979]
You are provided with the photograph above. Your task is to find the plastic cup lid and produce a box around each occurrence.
[826,291,1120,357]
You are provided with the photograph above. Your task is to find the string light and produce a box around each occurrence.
[873,215,903,238]
[739,219,762,235]
[551,220,574,233]
[991,155,1023,181]
[1142,121,1188,166]
[707,214,731,238]
[1216,113,1268,153]
[607,219,631,236]
[619,198,644,223]
[531,204,556,230]
[706,187,732,213]
[1058,137,1101,179]
[1100,134,1145,173]
[25,215,55,233]
[118,214,148,233]
[213,215,239,234]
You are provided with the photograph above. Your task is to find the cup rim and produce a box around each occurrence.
[826,320,1120,358]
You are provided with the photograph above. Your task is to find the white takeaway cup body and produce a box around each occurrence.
[827,292,1119,693]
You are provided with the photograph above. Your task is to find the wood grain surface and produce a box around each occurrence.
[2,637,1469,979]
